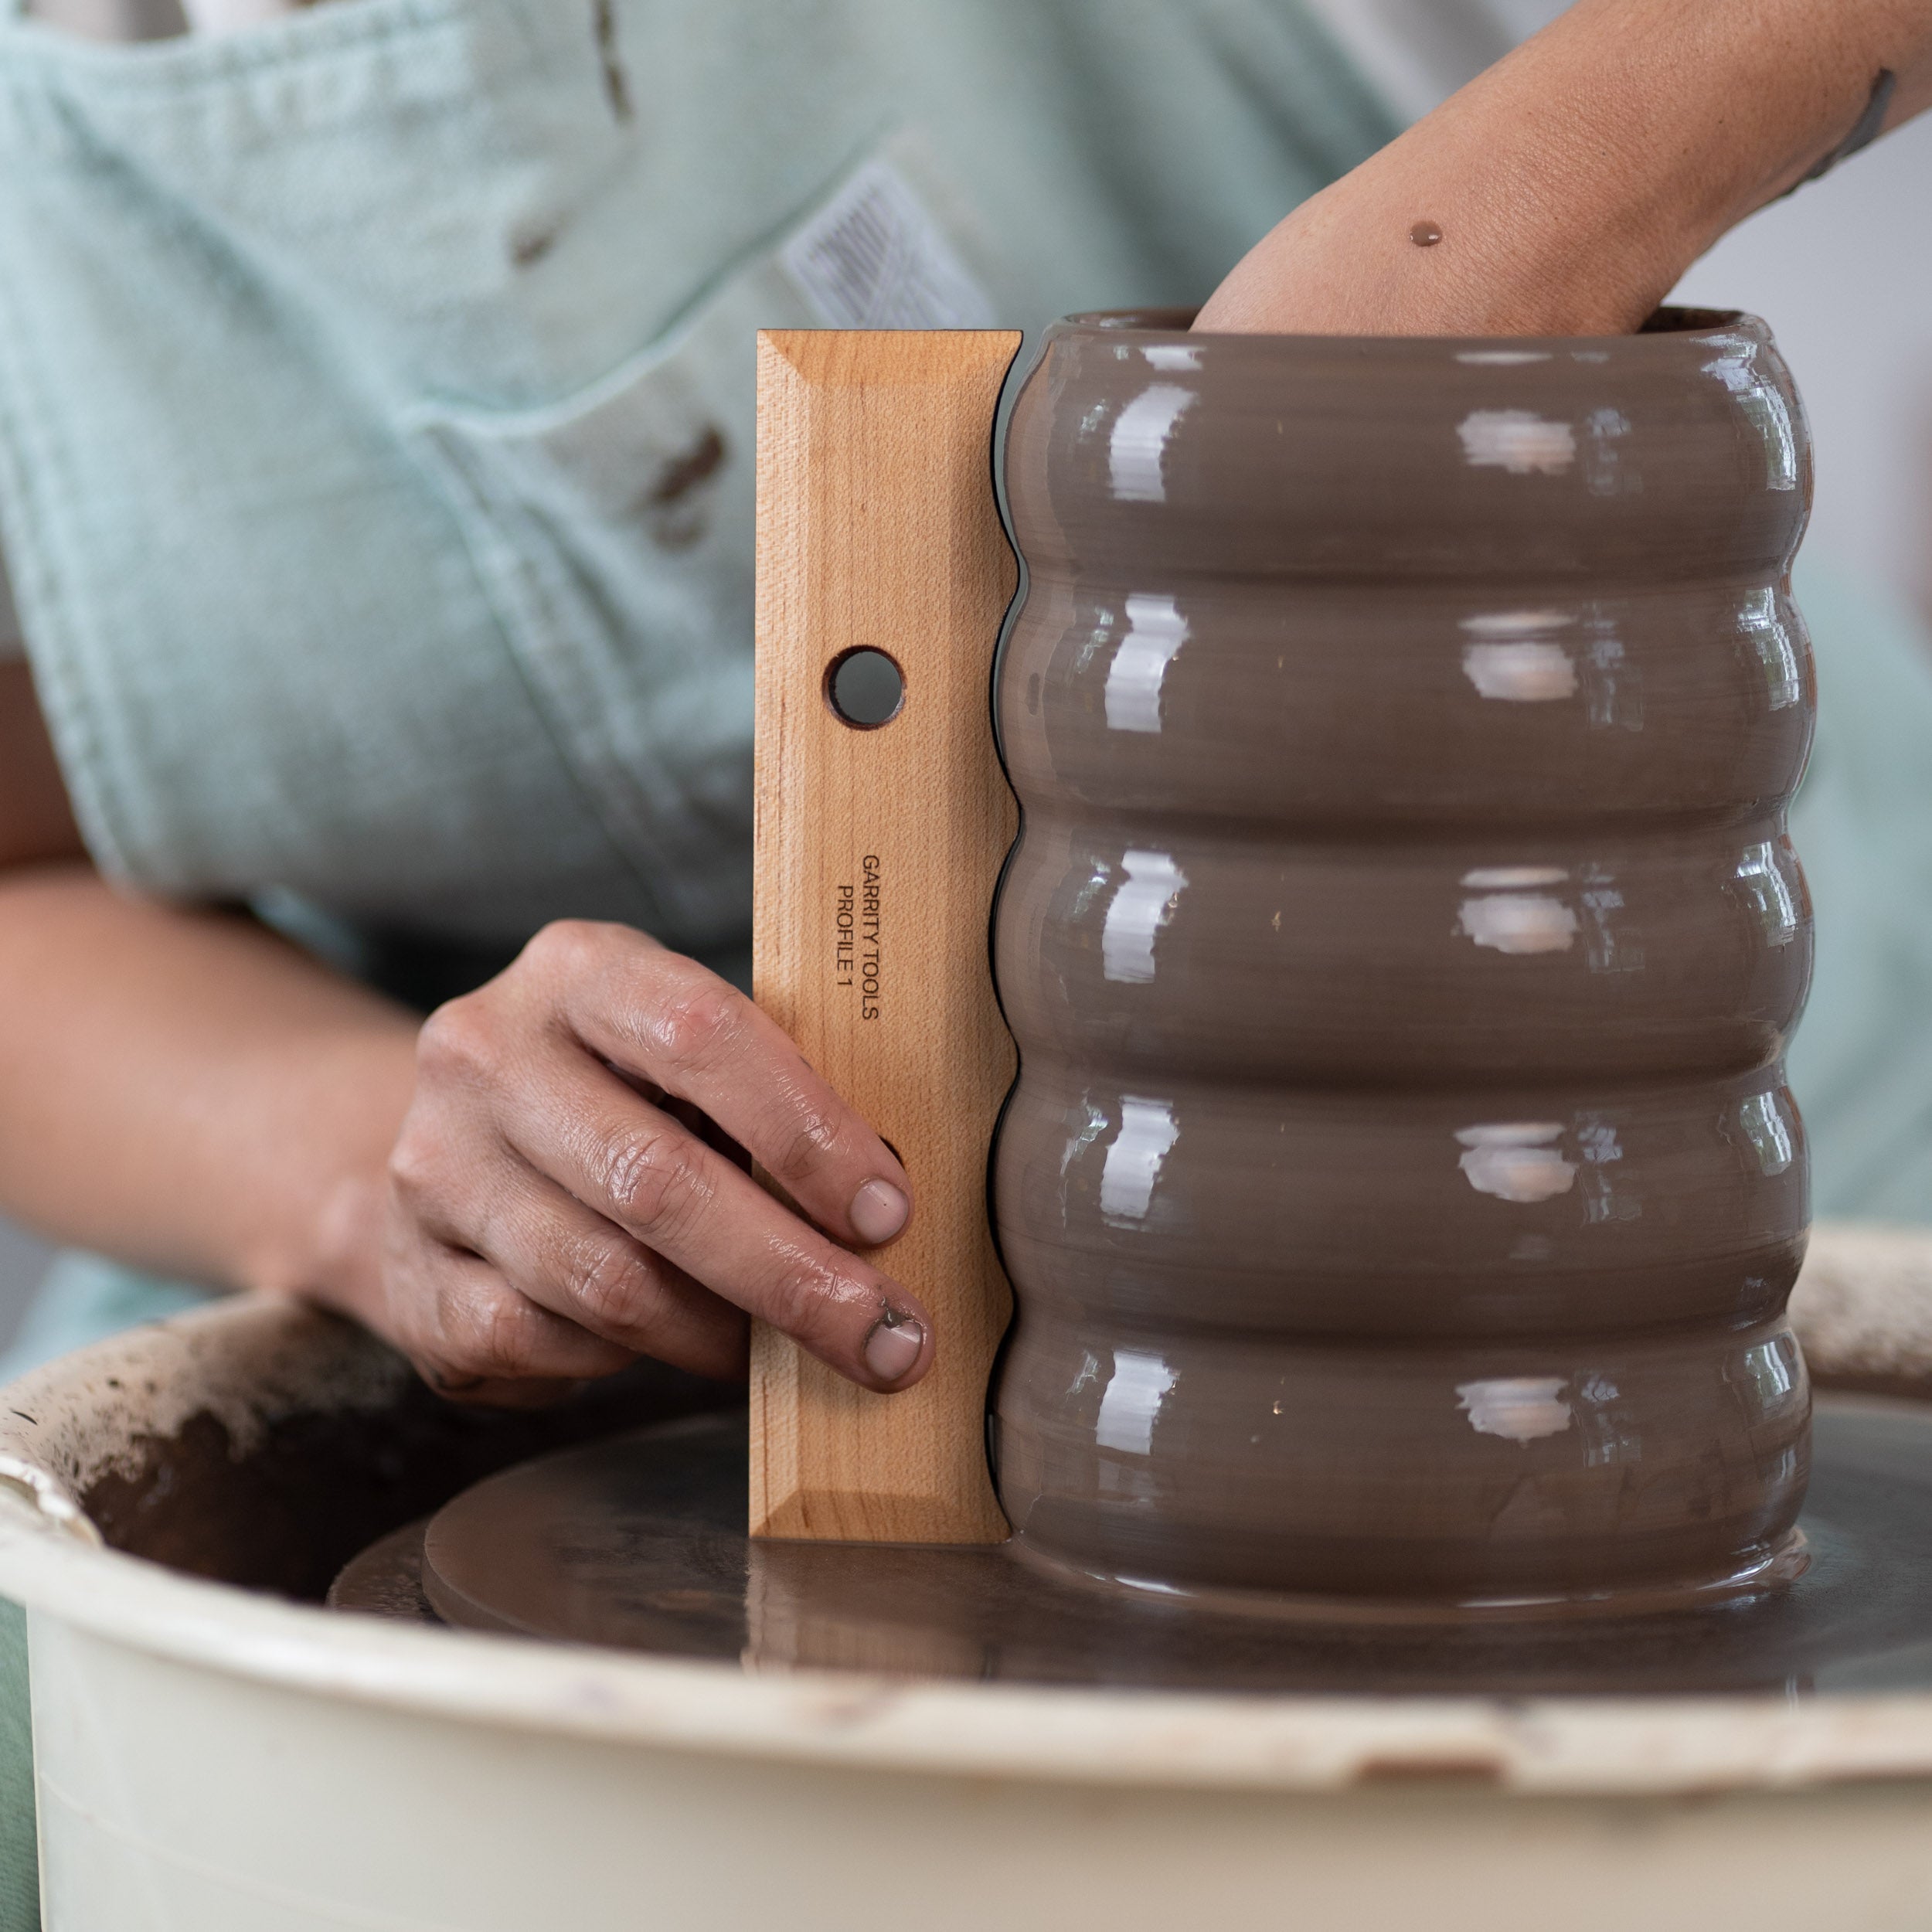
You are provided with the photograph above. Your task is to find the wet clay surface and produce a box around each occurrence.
[358,1400,1932,1695]
[328,1519,439,1624]
[990,308,1815,1605]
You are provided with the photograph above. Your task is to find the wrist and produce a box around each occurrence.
[233,1030,417,1330]
[264,1165,393,1327]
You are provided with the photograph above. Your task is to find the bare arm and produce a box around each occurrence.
[0,863,420,1316]
[1199,0,1932,336]
[0,665,930,1403]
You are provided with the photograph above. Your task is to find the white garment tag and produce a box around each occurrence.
[781,158,996,330]
[179,0,303,32]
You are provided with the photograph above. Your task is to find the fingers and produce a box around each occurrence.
[486,1036,934,1393]
[386,1090,747,1393]
[380,920,935,1406]
[526,923,915,1250]
[461,1157,748,1381]
[379,1224,638,1410]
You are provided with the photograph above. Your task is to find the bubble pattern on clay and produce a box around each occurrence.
[992,309,1817,1607]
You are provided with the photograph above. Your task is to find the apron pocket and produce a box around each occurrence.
[405,136,1000,944]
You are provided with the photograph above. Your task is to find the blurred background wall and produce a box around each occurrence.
[1673,110,1932,624]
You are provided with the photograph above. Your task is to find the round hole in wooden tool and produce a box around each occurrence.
[825,647,905,728]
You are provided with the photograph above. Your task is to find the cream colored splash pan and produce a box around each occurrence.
[1,1221,1930,1932]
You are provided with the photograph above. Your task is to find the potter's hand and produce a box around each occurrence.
[1197,0,1932,338]
[377,921,928,1406]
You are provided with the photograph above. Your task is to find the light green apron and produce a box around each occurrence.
[0,0,1396,1919]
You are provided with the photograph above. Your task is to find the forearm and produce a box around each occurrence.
[1199,0,1932,335]
[0,866,417,1306]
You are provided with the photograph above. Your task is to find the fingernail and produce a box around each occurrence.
[849,1178,910,1246]
[864,1308,926,1384]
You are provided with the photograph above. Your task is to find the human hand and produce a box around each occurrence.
[370,921,928,1406]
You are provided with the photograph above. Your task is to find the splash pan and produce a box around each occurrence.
[5,1223,1932,1932]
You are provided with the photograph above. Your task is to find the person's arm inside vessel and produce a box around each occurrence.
[1199,0,1932,335]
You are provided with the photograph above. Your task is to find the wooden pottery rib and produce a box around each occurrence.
[750,328,1020,1543]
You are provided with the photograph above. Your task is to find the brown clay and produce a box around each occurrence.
[989,308,1816,1609]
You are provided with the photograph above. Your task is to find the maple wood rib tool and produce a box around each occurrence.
[750,328,1021,1543]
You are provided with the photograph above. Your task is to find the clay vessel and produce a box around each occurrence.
[991,308,1815,1610]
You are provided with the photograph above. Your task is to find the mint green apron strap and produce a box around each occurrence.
[0,1598,36,1932]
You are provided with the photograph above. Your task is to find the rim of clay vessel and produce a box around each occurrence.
[1056,303,1748,338]
[3,1227,1932,1797]
[1004,302,1806,594]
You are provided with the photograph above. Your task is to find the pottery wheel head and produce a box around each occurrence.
[332,1399,1932,1699]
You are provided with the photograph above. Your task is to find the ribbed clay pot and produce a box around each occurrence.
[991,308,1815,1611]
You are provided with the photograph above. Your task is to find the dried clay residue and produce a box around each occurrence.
[640,426,727,550]
[81,1359,738,1604]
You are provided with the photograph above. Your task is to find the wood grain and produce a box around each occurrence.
[750,329,1021,1544]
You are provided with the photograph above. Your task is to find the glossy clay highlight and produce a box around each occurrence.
[991,308,1816,1612]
